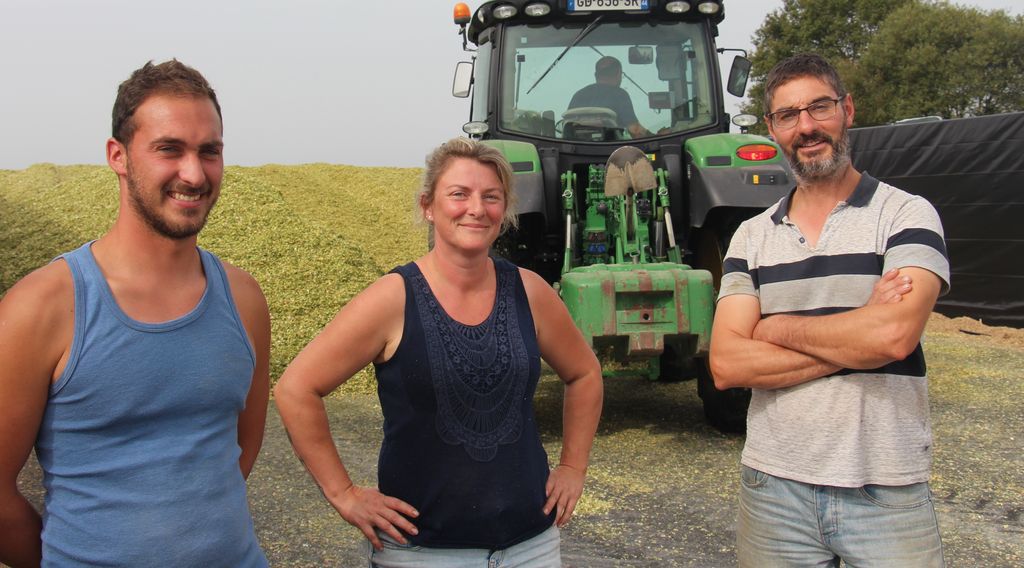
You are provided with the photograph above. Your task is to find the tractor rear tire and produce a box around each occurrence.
[696,359,749,433]
[691,215,753,433]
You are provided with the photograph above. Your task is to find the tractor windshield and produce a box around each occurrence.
[498,20,717,142]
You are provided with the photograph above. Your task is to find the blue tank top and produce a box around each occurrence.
[35,242,267,567]
[374,259,555,549]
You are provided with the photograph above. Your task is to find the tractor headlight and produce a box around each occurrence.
[697,1,720,14]
[665,1,691,13]
[732,114,758,128]
[462,121,490,136]
[524,2,551,16]
[492,4,518,19]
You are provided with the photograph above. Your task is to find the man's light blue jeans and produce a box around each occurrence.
[367,525,561,568]
[737,465,944,567]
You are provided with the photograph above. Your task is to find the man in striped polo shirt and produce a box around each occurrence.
[710,54,949,567]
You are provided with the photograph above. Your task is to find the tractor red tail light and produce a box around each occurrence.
[736,144,777,161]
[454,3,471,25]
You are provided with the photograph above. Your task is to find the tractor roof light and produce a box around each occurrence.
[736,144,777,162]
[697,1,721,14]
[524,2,551,17]
[665,1,691,13]
[453,2,471,25]
[492,4,518,19]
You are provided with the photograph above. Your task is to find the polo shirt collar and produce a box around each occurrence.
[771,172,881,225]
[846,172,880,207]
[770,189,795,224]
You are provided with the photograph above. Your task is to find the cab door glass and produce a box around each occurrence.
[472,39,493,123]
[499,21,716,141]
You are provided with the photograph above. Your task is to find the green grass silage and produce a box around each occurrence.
[0,165,117,287]
[0,164,427,390]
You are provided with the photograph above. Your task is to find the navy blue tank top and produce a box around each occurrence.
[36,242,267,567]
[374,258,555,549]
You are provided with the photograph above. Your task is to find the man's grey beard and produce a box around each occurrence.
[789,126,852,186]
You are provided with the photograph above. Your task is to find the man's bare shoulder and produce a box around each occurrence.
[0,260,74,323]
[0,260,75,374]
[220,261,260,289]
[219,261,268,309]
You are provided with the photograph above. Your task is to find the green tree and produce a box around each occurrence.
[848,3,1024,124]
[739,0,912,131]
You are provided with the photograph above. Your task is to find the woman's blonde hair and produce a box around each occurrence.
[418,137,519,232]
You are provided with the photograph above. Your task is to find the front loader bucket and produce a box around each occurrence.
[559,263,714,361]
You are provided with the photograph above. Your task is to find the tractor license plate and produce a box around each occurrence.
[567,0,649,12]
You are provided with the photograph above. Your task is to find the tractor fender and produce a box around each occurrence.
[684,133,794,229]
[481,139,546,219]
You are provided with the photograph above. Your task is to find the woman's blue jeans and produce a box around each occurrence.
[367,524,560,568]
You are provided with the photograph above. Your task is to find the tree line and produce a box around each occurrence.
[739,0,1024,131]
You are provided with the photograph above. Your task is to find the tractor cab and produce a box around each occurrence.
[450,0,792,432]
[453,1,751,145]
[451,1,784,284]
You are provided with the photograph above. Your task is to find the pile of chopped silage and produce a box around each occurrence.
[0,163,427,392]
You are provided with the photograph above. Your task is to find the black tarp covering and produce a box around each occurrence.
[849,112,1024,327]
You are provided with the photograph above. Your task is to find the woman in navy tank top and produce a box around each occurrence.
[275,138,603,567]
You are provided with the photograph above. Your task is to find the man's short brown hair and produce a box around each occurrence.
[112,59,221,144]
[762,53,846,115]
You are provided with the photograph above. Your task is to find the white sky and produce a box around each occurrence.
[0,0,1019,169]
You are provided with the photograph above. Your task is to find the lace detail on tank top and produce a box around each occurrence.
[410,264,528,462]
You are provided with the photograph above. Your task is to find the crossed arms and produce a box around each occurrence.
[709,267,943,391]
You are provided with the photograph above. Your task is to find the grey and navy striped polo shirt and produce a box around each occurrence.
[719,173,950,487]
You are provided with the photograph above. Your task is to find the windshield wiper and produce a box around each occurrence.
[526,15,605,96]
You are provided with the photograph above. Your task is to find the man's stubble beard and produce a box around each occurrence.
[126,160,217,240]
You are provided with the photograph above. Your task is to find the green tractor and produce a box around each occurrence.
[450,0,792,432]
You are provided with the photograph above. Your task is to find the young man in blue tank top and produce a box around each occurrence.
[0,60,271,567]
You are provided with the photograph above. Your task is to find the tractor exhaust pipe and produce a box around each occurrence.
[565,214,573,252]
[654,220,666,259]
[665,211,678,250]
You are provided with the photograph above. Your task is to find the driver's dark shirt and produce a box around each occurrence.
[567,83,639,128]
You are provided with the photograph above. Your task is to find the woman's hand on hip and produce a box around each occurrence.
[331,484,419,551]
[544,464,586,527]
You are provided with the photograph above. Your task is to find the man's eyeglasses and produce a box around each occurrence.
[766,97,844,130]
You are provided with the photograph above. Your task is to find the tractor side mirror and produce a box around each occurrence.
[726,56,752,97]
[628,46,654,65]
[452,61,473,98]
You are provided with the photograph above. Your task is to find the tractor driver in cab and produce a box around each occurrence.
[568,56,653,139]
